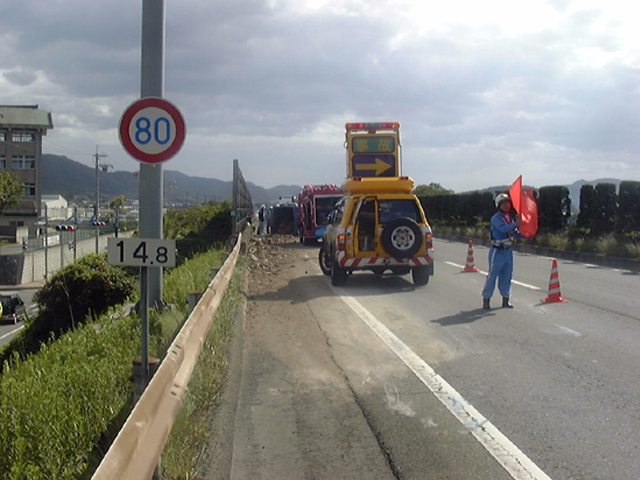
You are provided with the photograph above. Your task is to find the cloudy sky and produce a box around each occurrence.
[1,0,639,192]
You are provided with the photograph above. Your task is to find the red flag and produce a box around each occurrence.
[509,176,538,238]
[509,176,522,213]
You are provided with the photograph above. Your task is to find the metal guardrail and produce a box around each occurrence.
[91,234,243,480]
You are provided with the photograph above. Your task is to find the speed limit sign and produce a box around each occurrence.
[119,97,186,164]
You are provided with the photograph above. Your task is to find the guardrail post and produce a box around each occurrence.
[133,357,160,403]
[209,268,220,282]
[188,291,203,314]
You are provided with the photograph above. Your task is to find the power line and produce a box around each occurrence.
[42,138,95,157]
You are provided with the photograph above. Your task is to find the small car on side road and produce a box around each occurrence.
[0,294,26,324]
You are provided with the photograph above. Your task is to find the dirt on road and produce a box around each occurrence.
[197,235,395,480]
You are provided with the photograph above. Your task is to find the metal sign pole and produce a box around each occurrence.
[139,0,165,312]
[140,266,150,383]
[44,204,48,282]
[139,0,164,395]
[73,205,77,261]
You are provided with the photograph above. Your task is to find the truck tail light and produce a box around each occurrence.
[425,233,433,250]
[337,234,347,251]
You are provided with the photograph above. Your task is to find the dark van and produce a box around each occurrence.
[0,294,25,324]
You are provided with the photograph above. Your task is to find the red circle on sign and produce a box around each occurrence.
[119,97,186,164]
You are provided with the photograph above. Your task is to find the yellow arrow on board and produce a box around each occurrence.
[355,157,393,176]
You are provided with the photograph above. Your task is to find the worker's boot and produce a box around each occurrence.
[482,297,491,310]
[502,296,514,308]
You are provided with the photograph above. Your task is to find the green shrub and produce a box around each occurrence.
[0,254,136,370]
[35,253,136,328]
[164,202,232,263]
[595,234,618,255]
[544,233,570,250]
[625,243,640,258]
[0,313,140,479]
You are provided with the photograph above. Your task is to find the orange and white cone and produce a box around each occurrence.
[461,240,480,273]
[542,258,568,303]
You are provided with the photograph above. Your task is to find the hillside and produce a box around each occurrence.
[41,154,301,205]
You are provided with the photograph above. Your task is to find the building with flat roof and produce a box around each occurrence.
[0,105,53,232]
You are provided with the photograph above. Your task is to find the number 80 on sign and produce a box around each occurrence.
[119,97,186,164]
[108,238,176,267]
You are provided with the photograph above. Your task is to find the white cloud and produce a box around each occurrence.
[1,0,639,192]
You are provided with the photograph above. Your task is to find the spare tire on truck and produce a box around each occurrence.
[381,218,422,258]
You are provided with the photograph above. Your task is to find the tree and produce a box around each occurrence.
[413,183,454,196]
[594,183,617,234]
[109,194,127,212]
[0,171,24,215]
[577,184,597,230]
[538,186,571,232]
[616,181,640,234]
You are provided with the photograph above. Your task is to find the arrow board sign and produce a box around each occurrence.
[350,154,396,177]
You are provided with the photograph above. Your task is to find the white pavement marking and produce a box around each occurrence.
[0,325,24,341]
[336,289,553,480]
[444,261,542,291]
[554,325,583,337]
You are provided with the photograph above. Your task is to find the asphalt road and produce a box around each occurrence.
[201,237,640,480]
[338,240,640,479]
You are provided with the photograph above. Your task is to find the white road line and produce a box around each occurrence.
[336,289,553,480]
[444,261,542,291]
[554,325,582,337]
[0,325,24,341]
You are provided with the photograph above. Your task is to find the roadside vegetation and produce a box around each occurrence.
[0,201,239,479]
[419,180,640,259]
[161,258,244,479]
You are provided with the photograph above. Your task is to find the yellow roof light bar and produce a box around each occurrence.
[345,176,414,194]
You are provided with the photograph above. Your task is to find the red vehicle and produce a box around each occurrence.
[298,184,344,245]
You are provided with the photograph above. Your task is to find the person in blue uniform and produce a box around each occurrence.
[482,193,523,309]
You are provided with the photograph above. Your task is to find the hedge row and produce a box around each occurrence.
[419,180,640,237]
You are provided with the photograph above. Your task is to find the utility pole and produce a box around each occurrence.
[94,146,110,254]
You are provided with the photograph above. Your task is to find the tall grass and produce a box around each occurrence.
[160,258,244,479]
[0,311,140,479]
[595,234,618,255]
[540,233,570,250]
[0,244,233,479]
[625,242,640,258]
[163,249,226,311]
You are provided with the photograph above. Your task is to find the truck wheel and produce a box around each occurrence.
[412,266,430,286]
[331,261,348,287]
[381,218,422,258]
[318,246,332,276]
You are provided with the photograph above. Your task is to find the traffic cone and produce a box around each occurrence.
[461,240,480,273]
[542,258,568,303]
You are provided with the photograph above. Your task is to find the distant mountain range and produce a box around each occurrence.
[42,154,624,211]
[41,154,301,206]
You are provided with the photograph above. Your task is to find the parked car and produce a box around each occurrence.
[0,294,26,324]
